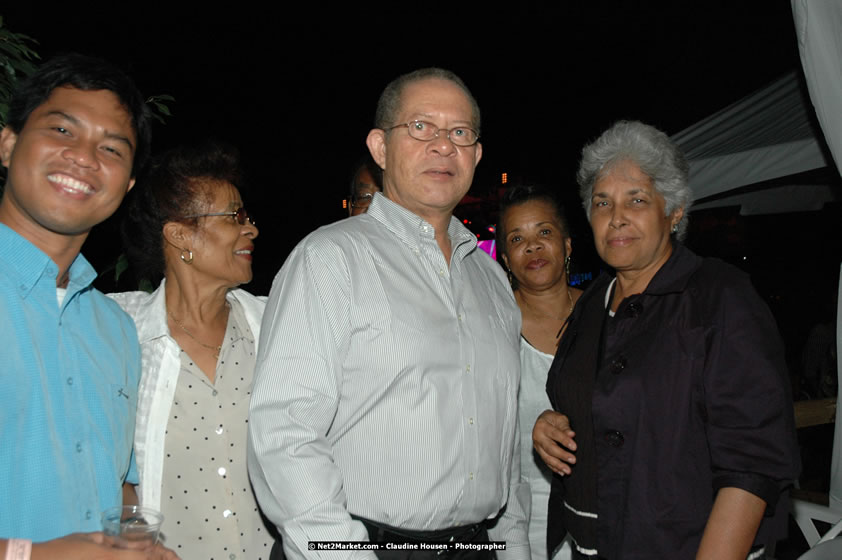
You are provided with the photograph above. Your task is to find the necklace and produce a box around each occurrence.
[523,285,575,321]
[167,309,224,359]
[520,285,576,343]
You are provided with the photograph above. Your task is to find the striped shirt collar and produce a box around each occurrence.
[365,192,478,261]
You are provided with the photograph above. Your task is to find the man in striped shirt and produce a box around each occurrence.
[250,67,529,560]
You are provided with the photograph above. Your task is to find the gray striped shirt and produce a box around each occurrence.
[248,193,529,559]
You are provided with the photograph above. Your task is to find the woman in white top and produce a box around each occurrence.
[497,184,581,560]
[110,142,274,560]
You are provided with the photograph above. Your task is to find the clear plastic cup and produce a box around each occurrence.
[101,505,163,549]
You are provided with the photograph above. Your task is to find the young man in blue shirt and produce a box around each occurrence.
[0,54,176,560]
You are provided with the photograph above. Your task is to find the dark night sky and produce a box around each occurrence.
[2,3,804,294]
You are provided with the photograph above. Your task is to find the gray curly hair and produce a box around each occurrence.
[577,120,692,240]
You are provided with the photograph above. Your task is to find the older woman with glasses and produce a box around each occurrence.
[110,142,275,559]
[533,121,799,559]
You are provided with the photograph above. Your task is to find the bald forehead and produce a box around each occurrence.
[396,77,479,128]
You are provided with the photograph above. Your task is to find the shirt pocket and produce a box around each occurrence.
[100,382,136,481]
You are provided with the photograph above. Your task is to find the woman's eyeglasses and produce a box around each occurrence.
[184,207,254,225]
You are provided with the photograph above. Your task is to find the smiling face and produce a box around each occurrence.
[0,86,136,252]
[182,181,258,288]
[589,160,682,280]
[501,199,572,293]
[366,77,482,223]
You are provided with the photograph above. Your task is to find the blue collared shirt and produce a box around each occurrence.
[0,224,141,542]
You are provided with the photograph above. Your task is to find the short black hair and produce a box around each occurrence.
[5,53,152,177]
[121,141,243,282]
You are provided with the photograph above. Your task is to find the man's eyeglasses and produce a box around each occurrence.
[351,193,375,208]
[385,120,479,147]
[184,207,254,226]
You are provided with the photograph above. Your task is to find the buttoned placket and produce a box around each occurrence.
[599,296,647,457]
[417,224,481,521]
[49,265,99,527]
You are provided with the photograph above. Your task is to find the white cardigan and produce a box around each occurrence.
[108,280,266,510]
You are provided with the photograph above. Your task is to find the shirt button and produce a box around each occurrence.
[230,555,237,560]
[218,467,227,476]
[469,472,474,480]
[76,442,82,453]
[468,417,474,425]
[215,427,224,435]
[465,364,471,372]
[85,510,92,520]
[66,377,73,385]
[611,356,627,374]
[626,302,643,317]
[223,509,232,518]
[458,313,463,321]
[604,430,625,447]
[212,390,218,396]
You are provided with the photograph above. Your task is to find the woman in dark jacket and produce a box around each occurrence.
[533,121,799,559]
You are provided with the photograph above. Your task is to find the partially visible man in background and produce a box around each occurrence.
[347,155,382,216]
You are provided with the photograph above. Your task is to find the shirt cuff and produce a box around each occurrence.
[712,471,786,513]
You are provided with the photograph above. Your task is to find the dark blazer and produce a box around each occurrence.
[546,243,800,559]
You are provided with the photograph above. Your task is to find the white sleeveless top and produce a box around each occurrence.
[518,338,571,560]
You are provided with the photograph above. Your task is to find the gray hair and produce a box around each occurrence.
[374,67,481,134]
[577,120,692,240]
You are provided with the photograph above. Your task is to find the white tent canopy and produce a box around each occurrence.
[671,70,836,213]
[668,2,842,536]
[793,0,842,518]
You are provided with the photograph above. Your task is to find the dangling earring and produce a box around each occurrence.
[180,249,194,264]
[564,255,571,281]
[672,224,678,234]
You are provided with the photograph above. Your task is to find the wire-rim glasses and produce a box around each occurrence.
[386,120,479,147]
[183,207,254,226]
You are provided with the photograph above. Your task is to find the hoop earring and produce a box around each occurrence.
[180,249,194,264]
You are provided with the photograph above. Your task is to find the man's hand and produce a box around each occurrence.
[532,410,577,476]
[28,532,179,560]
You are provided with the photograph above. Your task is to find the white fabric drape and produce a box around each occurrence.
[792,0,842,512]
[671,71,830,203]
